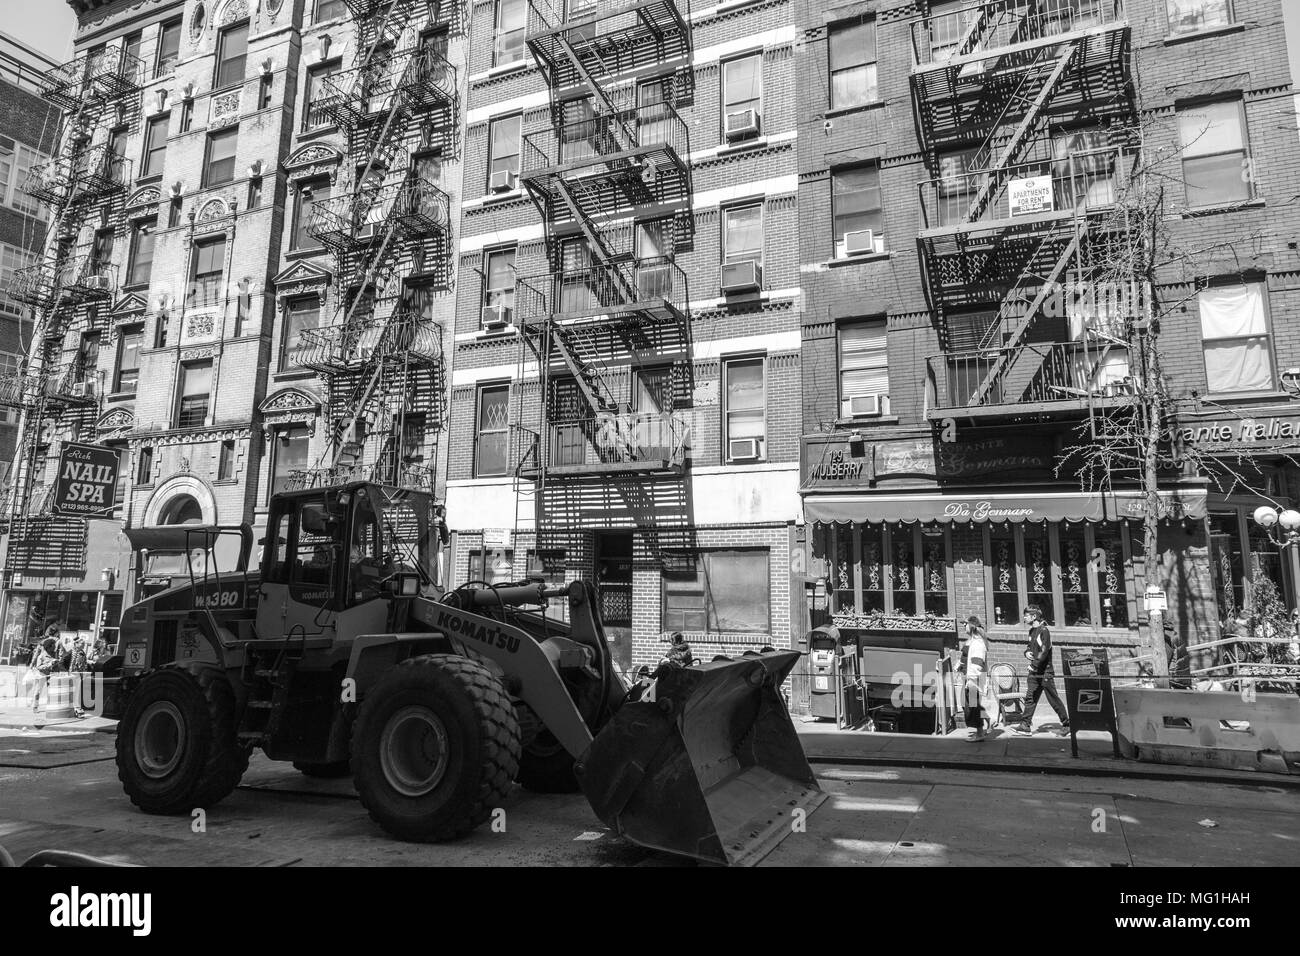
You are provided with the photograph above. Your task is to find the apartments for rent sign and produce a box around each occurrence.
[52,442,120,518]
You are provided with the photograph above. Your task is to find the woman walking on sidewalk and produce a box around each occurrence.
[961,616,993,742]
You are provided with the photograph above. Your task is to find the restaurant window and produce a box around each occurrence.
[141,114,169,178]
[1198,281,1273,394]
[303,61,340,131]
[214,20,249,89]
[839,321,888,419]
[270,425,310,497]
[469,548,515,584]
[1178,99,1250,207]
[833,165,885,256]
[190,235,226,310]
[829,17,878,110]
[663,550,770,635]
[127,217,156,287]
[292,179,330,251]
[487,114,521,189]
[156,18,182,77]
[218,439,235,481]
[723,355,765,463]
[204,126,239,187]
[176,359,212,428]
[281,296,320,371]
[1167,0,1232,35]
[817,523,955,619]
[494,0,526,66]
[475,383,510,477]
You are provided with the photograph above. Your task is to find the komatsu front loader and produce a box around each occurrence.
[111,482,823,865]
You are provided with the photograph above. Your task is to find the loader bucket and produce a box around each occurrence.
[575,649,826,866]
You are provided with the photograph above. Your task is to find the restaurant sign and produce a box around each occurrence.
[1177,413,1300,452]
[802,434,1057,491]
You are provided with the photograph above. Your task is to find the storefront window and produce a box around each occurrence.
[921,528,949,616]
[0,590,118,664]
[989,525,1019,626]
[1208,513,1244,617]
[1023,524,1054,624]
[890,522,916,615]
[1094,523,1128,628]
[1060,522,1089,626]
[832,526,855,615]
[815,523,953,618]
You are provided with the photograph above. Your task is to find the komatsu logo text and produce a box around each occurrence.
[436,611,520,653]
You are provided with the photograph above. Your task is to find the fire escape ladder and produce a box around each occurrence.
[551,323,616,414]
[551,178,637,302]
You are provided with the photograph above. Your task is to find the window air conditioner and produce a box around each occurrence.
[728,437,761,461]
[720,259,761,294]
[71,380,94,399]
[724,108,760,141]
[843,229,875,257]
[482,305,513,329]
[845,394,887,418]
[489,169,518,193]
[84,273,112,291]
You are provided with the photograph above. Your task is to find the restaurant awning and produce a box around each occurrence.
[803,489,1207,525]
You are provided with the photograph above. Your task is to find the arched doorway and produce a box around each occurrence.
[158,494,204,525]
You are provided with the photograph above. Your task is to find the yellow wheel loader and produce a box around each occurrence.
[111,482,823,865]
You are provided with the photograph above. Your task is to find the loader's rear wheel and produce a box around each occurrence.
[351,654,520,842]
[293,760,351,778]
[517,730,580,793]
[116,666,248,815]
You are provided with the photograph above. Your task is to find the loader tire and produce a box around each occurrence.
[116,666,248,815]
[293,760,352,778]
[351,654,520,842]
[517,730,580,793]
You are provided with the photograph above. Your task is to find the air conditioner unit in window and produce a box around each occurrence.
[720,259,761,294]
[845,394,887,418]
[724,108,760,141]
[482,305,513,329]
[843,229,875,257]
[489,169,518,193]
[83,273,112,291]
[728,437,761,461]
[70,380,94,399]
[635,264,673,300]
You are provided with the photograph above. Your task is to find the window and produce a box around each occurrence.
[247,176,262,209]
[168,196,182,227]
[114,325,142,393]
[270,426,310,496]
[833,166,884,256]
[723,356,765,462]
[818,523,954,618]
[829,17,878,110]
[281,296,320,370]
[137,446,154,485]
[475,383,510,477]
[469,548,515,585]
[494,0,526,66]
[0,138,45,215]
[1167,0,1232,35]
[292,180,330,251]
[839,321,888,417]
[190,235,227,310]
[663,550,770,634]
[1178,99,1250,207]
[235,278,252,336]
[123,31,143,68]
[722,55,762,134]
[141,114,169,178]
[258,74,273,110]
[218,440,235,480]
[176,360,212,428]
[127,218,156,287]
[482,246,516,323]
[722,204,763,267]
[0,244,35,317]
[1199,282,1273,393]
[303,61,340,131]
[487,114,521,189]
[90,229,114,280]
[204,127,239,187]
[156,18,181,77]
[155,312,171,348]
[215,21,249,89]
[179,98,194,133]
[316,0,346,21]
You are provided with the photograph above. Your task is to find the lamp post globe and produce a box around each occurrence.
[1279,509,1300,533]
[1253,505,1279,529]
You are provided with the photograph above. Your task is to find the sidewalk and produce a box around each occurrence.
[795,713,1300,788]
[0,698,117,735]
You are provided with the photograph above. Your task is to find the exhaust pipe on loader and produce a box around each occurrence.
[576,650,826,866]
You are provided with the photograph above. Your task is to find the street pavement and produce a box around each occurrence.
[2,716,1297,866]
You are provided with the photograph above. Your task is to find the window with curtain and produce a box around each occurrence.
[190,235,227,310]
[722,204,763,266]
[723,356,765,461]
[663,550,770,634]
[281,296,319,370]
[814,523,955,618]
[722,55,762,131]
[1178,99,1250,206]
[839,321,888,417]
[829,18,878,110]
[1167,0,1232,35]
[218,439,235,480]
[832,166,884,255]
[1199,282,1273,393]
[494,0,526,66]
[127,218,156,286]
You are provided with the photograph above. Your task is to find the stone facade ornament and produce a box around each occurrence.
[196,197,231,222]
[259,387,321,437]
[283,143,343,182]
[220,0,251,26]
[210,90,242,125]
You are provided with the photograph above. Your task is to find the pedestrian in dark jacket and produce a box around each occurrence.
[1011,605,1070,734]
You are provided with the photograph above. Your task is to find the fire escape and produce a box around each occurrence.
[911,0,1137,422]
[294,0,459,491]
[518,0,695,560]
[0,44,139,556]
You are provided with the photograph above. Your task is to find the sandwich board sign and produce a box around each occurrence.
[1008,175,1054,217]
[1061,648,1121,758]
[51,442,120,518]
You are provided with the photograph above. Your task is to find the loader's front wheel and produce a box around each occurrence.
[116,666,248,815]
[351,655,520,842]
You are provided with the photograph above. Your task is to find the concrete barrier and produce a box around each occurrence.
[1113,687,1300,775]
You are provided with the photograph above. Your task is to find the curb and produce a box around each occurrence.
[804,752,1300,790]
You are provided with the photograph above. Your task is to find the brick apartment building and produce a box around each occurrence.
[796,0,1300,681]
[445,0,805,670]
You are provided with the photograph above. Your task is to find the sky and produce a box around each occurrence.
[3,1,1300,114]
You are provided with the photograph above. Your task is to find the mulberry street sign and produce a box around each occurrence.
[52,442,119,518]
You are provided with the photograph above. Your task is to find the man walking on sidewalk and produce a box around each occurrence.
[1011,605,1069,735]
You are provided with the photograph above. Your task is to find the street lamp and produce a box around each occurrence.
[1251,505,1300,547]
